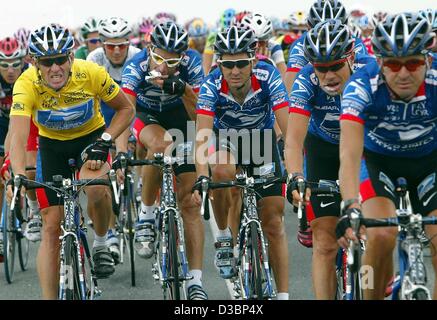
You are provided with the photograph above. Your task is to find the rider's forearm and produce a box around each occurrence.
[105,106,135,141]
[181,84,198,121]
[115,128,130,153]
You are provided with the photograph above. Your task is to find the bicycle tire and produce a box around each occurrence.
[249,221,263,299]
[335,249,345,300]
[167,209,181,300]
[126,180,136,287]
[3,196,16,284]
[63,235,82,300]
[412,288,429,300]
[18,195,30,271]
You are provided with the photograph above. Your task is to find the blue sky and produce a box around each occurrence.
[0,0,435,38]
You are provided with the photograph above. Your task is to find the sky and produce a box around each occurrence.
[0,0,435,38]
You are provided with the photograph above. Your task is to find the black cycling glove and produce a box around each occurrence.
[335,207,362,240]
[112,152,128,171]
[286,173,306,205]
[162,75,186,96]
[81,139,112,163]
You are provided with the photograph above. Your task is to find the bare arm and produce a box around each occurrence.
[181,84,198,121]
[339,120,364,206]
[274,106,289,139]
[195,114,214,178]
[9,115,30,176]
[284,113,309,175]
[202,52,213,75]
[276,61,287,80]
[284,71,298,95]
[103,90,135,141]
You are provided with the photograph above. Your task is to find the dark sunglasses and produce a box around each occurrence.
[313,59,347,73]
[217,58,254,69]
[87,38,101,44]
[383,59,426,72]
[38,55,70,67]
[104,42,129,51]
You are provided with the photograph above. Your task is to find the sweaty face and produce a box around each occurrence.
[0,58,23,84]
[313,56,354,96]
[103,37,130,66]
[37,53,73,90]
[218,52,253,91]
[381,54,428,101]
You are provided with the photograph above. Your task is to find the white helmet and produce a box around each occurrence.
[240,13,273,41]
[99,17,132,40]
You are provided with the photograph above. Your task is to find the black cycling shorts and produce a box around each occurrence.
[36,127,105,209]
[132,107,195,176]
[213,128,284,199]
[304,133,341,218]
[361,149,437,216]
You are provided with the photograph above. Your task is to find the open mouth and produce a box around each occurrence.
[323,81,341,93]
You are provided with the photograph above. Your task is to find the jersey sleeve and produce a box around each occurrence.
[353,37,369,57]
[9,73,35,118]
[184,51,204,93]
[267,66,290,111]
[340,75,371,124]
[91,63,120,102]
[196,75,218,117]
[286,38,308,72]
[289,69,315,117]
[121,55,145,98]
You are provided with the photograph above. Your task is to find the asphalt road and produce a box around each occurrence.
[0,202,434,300]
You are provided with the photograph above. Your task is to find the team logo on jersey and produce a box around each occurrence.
[343,80,370,103]
[107,84,116,96]
[42,96,58,109]
[75,72,87,79]
[253,68,269,81]
[12,102,24,111]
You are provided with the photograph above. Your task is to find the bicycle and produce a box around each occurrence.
[11,162,110,300]
[357,177,437,300]
[200,168,283,300]
[121,153,191,300]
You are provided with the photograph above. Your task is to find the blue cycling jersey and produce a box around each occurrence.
[289,55,374,144]
[196,61,289,130]
[340,59,437,158]
[121,48,204,112]
[286,32,369,72]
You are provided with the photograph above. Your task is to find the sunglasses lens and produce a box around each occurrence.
[383,62,402,72]
[405,59,425,72]
[89,39,101,44]
[314,61,345,73]
[39,55,68,67]
[221,61,236,69]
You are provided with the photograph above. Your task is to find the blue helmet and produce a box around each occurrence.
[188,18,209,38]
[419,8,437,32]
[303,19,354,63]
[219,8,236,30]
[151,21,188,54]
[307,0,348,28]
[372,12,434,58]
[29,24,74,57]
[214,26,257,56]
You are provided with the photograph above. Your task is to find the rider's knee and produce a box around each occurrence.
[211,165,234,181]
[366,228,397,251]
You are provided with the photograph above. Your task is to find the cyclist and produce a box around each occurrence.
[87,17,141,264]
[187,18,209,55]
[121,21,207,300]
[75,17,101,60]
[283,0,368,93]
[284,19,373,299]
[0,37,42,246]
[354,15,376,56]
[192,26,290,300]
[8,24,135,299]
[335,13,437,299]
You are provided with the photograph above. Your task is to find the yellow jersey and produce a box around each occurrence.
[10,59,120,140]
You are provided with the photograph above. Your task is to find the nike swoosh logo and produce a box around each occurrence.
[263,183,274,189]
[91,149,105,153]
[423,192,437,207]
[101,78,107,87]
[320,201,335,208]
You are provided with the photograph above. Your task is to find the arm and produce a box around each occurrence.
[274,105,289,138]
[195,114,214,178]
[102,90,135,141]
[338,120,364,207]
[284,71,298,94]
[9,115,30,176]
[202,52,213,75]
[181,84,198,121]
[276,61,287,80]
[284,112,309,175]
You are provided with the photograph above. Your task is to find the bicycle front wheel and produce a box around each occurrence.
[126,181,136,287]
[60,235,82,300]
[18,195,30,271]
[247,221,263,299]
[166,209,180,300]
[3,197,16,284]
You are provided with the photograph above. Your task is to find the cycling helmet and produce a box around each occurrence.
[0,37,26,60]
[139,17,154,34]
[29,24,75,57]
[304,19,354,62]
[214,26,257,55]
[13,28,31,49]
[232,11,252,26]
[154,12,177,24]
[290,11,308,27]
[99,17,132,40]
[188,18,209,38]
[348,21,362,38]
[373,11,388,23]
[151,21,188,54]
[270,16,282,32]
[219,8,236,30]
[80,17,100,39]
[419,9,437,32]
[372,12,435,57]
[240,13,273,41]
[356,15,375,30]
[307,0,348,28]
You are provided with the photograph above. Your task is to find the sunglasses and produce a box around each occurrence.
[313,58,348,73]
[0,60,22,70]
[104,41,129,51]
[217,58,255,69]
[383,59,426,72]
[38,55,70,67]
[87,38,102,44]
[150,51,182,68]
